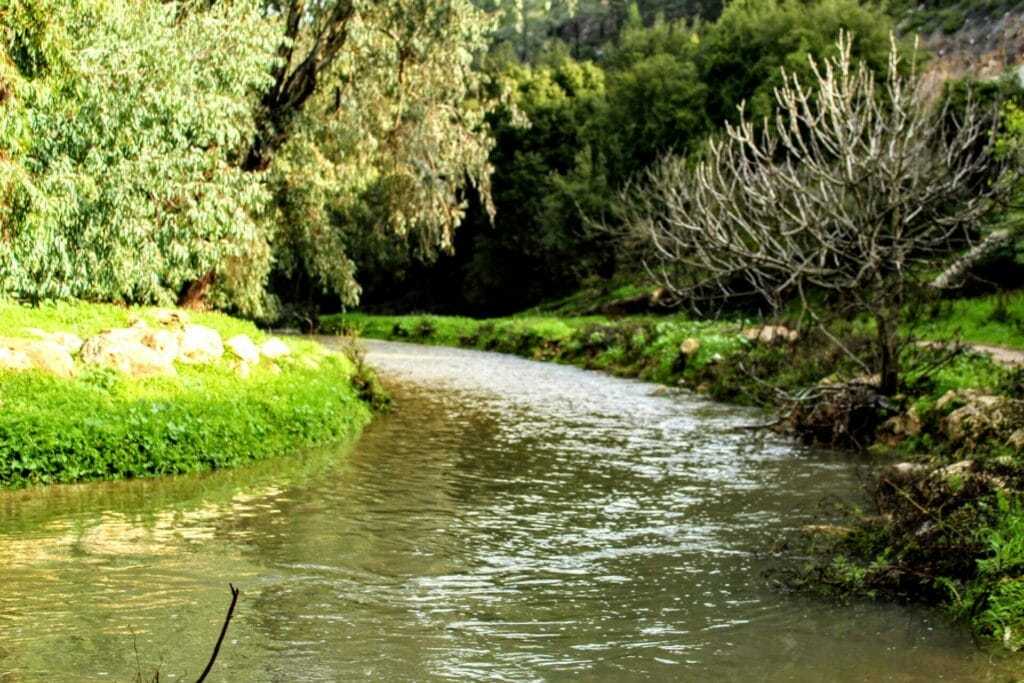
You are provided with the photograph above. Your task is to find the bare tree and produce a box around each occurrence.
[622,33,1018,396]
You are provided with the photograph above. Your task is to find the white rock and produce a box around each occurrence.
[679,338,701,356]
[22,328,84,354]
[0,346,34,372]
[177,325,224,364]
[80,332,176,377]
[225,334,261,364]
[740,325,799,344]
[0,337,75,377]
[259,338,291,360]
[149,308,190,328]
[140,329,180,365]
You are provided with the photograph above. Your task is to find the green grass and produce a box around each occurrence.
[325,311,749,385]
[913,292,1024,349]
[0,300,376,488]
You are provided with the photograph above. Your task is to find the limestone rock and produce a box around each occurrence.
[878,407,923,445]
[0,337,75,376]
[942,395,1024,449]
[149,308,190,328]
[21,340,76,377]
[80,332,176,377]
[891,462,928,475]
[936,389,960,412]
[177,325,223,364]
[0,346,34,372]
[740,325,799,344]
[259,337,291,360]
[22,328,84,354]
[225,334,260,364]
[140,329,180,364]
[936,460,975,478]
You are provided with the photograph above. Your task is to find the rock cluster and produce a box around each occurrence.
[740,324,799,344]
[0,309,292,379]
[938,390,1024,451]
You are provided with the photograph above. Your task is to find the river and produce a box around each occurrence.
[0,340,1019,681]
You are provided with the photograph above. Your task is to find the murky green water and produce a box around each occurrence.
[0,340,1020,681]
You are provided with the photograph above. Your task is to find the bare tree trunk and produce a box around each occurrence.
[179,268,216,311]
[876,312,899,397]
[242,0,355,172]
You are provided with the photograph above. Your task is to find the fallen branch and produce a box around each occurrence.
[930,229,1012,290]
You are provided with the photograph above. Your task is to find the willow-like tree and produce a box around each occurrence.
[0,0,277,311]
[252,0,496,313]
[622,34,1019,396]
[0,0,496,316]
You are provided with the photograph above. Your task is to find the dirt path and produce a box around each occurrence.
[969,343,1024,366]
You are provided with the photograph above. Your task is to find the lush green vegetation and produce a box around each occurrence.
[359,0,902,315]
[915,291,1024,349]
[0,301,378,487]
[325,311,748,386]
[4,0,1024,656]
[0,0,493,318]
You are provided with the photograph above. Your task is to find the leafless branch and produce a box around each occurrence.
[195,583,241,683]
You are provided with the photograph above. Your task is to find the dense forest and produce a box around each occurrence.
[4,0,1018,323]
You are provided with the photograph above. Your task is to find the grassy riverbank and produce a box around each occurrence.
[0,300,380,488]
[323,305,1024,649]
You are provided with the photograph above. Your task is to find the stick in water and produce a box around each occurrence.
[195,583,240,683]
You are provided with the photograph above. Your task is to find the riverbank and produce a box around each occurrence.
[0,300,382,488]
[323,306,1024,649]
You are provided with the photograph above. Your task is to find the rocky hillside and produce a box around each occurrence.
[902,2,1024,84]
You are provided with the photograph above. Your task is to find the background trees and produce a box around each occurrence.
[354,0,897,314]
[2,0,1012,322]
[621,35,1017,395]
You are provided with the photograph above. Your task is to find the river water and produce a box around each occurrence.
[0,340,1019,681]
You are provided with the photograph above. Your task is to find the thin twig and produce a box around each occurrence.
[131,626,142,683]
[195,583,241,683]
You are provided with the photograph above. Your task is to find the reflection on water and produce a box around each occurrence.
[0,340,1019,681]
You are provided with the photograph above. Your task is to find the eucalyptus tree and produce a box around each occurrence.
[622,35,1018,396]
[0,0,277,312]
[0,0,498,316]
[252,0,497,311]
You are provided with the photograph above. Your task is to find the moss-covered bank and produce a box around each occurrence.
[324,308,1024,649]
[0,300,382,488]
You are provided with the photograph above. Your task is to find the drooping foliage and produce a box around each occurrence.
[0,0,276,311]
[265,0,496,311]
[0,0,496,317]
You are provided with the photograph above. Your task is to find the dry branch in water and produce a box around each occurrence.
[195,583,241,683]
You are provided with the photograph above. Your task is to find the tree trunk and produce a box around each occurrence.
[242,0,355,173]
[876,312,899,397]
[179,268,216,311]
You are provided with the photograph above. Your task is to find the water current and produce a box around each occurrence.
[0,340,1020,681]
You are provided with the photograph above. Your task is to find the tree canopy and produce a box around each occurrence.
[0,0,495,317]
